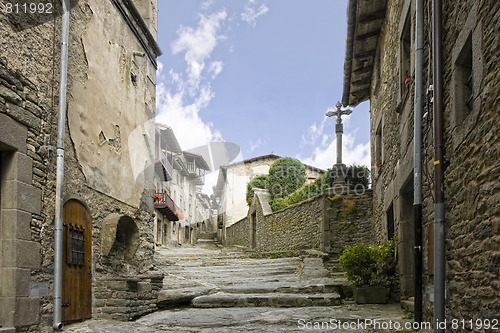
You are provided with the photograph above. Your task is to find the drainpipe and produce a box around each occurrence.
[53,0,70,330]
[413,0,424,324]
[432,0,446,331]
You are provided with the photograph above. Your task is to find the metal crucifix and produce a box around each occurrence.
[326,102,352,164]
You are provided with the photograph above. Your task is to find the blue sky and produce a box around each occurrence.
[155,0,371,190]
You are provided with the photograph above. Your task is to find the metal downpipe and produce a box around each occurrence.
[432,0,446,331]
[53,0,70,330]
[413,0,424,324]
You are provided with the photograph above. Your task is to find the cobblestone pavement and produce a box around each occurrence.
[65,239,429,332]
[65,304,429,332]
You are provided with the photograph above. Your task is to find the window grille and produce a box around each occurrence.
[65,223,85,266]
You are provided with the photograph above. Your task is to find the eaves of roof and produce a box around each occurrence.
[342,0,388,107]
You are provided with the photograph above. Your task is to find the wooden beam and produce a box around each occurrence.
[353,50,376,60]
[352,78,372,86]
[353,66,373,75]
[351,88,370,99]
[358,9,387,24]
[355,30,381,41]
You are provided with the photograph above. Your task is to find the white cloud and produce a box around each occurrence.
[208,61,224,79]
[157,8,228,152]
[171,11,227,91]
[299,114,370,170]
[299,133,371,170]
[300,118,327,146]
[201,0,215,11]
[241,0,269,27]
[248,137,265,154]
[157,61,164,78]
[156,83,222,151]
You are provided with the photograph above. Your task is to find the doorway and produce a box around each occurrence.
[399,176,415,298]
[62,199,92,322]
[251,212,257,249]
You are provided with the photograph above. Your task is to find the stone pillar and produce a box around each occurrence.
[325,102,352,193]
[0,115,42,329]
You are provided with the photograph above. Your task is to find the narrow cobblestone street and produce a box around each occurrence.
[65,238,431,332]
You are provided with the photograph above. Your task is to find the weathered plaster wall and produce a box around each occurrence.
[69,0,157,208]
[221,158,277,227]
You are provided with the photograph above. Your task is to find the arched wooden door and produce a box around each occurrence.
[62,199,92,322]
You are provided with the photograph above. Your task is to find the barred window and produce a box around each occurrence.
[66,223,85,266]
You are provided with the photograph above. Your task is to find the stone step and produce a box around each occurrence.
[219,282,344,295]
[198,232,217,239]
[191,292,342,308]
[197,238,216,242]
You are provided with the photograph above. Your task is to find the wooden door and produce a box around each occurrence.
[62,199,92,322]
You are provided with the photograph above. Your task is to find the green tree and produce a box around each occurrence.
[246,174,269,205]
[267,157,306,202]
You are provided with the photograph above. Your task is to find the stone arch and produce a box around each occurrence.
[63,195,91,213]
[101,213,139,260]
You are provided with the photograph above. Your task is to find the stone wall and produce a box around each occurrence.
[225,217,250,247]
[367,0,500,324]
[323,191,374,257]
[225,190,374,256]
[440,0,500,324]
[94,273,163,321]
[0,59,48,331]
[0,1,162,331]
[215,154,325,243]
[253,195,323,252]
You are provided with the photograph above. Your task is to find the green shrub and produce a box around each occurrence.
[267,157,306,201]
[345,165,370,189]
[246,174,269,205]
[268,167,337,212]
[339,239,396,287]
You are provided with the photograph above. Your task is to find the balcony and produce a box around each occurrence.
[154,192,179,221]
[187,161,206,185]
[155,146,174,182]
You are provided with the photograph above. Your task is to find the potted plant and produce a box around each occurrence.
[339,238,396,304]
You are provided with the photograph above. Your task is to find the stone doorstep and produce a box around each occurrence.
[191,292,342,308]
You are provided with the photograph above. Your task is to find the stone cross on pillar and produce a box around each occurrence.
[326,102,352,164]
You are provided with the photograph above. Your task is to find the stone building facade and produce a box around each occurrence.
[153,125,211,246]
[1,0,162,331]
[342,0,499,325]
[225,188,373,256]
